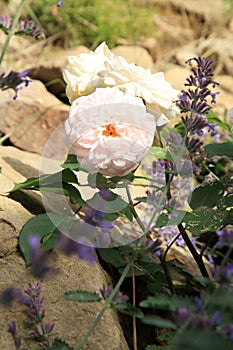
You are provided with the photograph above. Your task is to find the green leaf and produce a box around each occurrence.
[206,111,232,132]
[140,294,195,311]
[61,154,81,171]
[42,229,60,251]
[171,330,229,350]
[217,194,233,209]
[64,290,101,302]
[19,213,73,264]
[204,142,233,157]
[183,206,227,234]
[189,182,224,210]
[98,248,126,268]
[142,316,177,330]
[156,210,186,227]
[114,302,144,318]
[10,169,78,192]
[148,146,168,159]
[48,338,73,350]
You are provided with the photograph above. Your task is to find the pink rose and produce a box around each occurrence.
[65,88,156,176]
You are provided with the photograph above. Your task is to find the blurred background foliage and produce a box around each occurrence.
[3,0,159,48]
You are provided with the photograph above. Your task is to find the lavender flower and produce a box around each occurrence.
[216,228,233,249]
[212,264,233,284]
[176,57,219,154]
[0,16,45,39]
[100,284,129,302]
[0,286,27,307]
[0,15,13,34]
[0,69,31,100]
[8,321,21,350]
[55,233,96,263]
[16,19,45,40]
[24,281,54,348]
[28,235,56,278]
[57,1,63,6]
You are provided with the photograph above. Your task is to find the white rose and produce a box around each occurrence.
[65,88,156,176]
[63,42,180,121]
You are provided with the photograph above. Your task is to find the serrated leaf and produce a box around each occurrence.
[149,146,168,159]
[64,290,101,302]
[48,338,73,350]
[114,302,144,318]
[142,316,177,330]
[189,182,224,210]
[183,206,227,234]
[204,142,233,157]
[19,213,73,264]
[146,345,162,350]
[140,294,195,311]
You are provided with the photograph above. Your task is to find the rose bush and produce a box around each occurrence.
[63,42,180,124]
[65,88,156,176]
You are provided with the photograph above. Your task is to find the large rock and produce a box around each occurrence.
[0,146,129,350]
[112,45,155,71]
[0,80,69,155]
[29,46,90,97]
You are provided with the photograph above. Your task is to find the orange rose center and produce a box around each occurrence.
[102,123,121,137]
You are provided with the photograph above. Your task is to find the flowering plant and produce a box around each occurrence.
[1,2,233,350]
[63,42,180,124]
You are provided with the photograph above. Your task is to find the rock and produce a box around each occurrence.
[112,45,155,71]
[197,33,233,76]
[0,80,69,155]
[29,46,90,97]
[0,146,129,350]
[163,65,233,118]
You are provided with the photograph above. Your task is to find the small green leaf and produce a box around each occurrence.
[204,142,233,157]
[140,294,195,311]
[64,290,101,302]
[142,316,177,329]
[114,302,144,318]
[149,146,168,159]
[189,182,224,210]
[48,338,73,350]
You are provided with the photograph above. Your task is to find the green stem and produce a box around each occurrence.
[0,0,26,65]
[178,223,209,278]
[74,253,136,350]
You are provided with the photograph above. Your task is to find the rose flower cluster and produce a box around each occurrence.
[63,42,179,176]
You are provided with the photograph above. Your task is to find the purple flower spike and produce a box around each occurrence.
[0,69,31,100]
[8,321,21,350]
[57,1,63,7]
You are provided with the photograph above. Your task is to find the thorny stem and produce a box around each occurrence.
[177,223,209,278]
[0,0,26,65]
